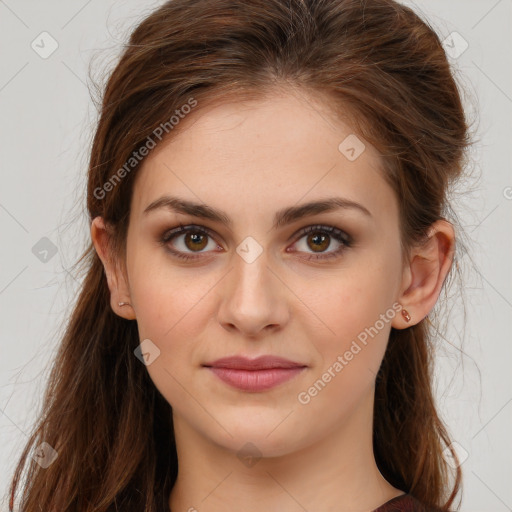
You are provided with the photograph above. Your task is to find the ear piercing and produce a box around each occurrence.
[401,309,411,322]
[118,302,131,307]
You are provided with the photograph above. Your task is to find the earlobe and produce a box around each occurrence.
[393,220,455,329]
[90,216,136,320]
[391,304,412,329]
[117,301,136,320]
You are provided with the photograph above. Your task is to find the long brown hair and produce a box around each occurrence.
[8,0,475,510]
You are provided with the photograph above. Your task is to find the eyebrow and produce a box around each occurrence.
[143,195,372,229]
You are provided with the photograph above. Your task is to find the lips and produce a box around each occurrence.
[203,355,307,392]
[204,355,306,370]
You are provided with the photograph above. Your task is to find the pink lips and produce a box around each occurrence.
[203,355,307,392]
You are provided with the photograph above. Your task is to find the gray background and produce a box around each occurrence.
[0,1,511,510]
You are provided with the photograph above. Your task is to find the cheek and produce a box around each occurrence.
[294,295,395,427]
[128,257,224,391]
[297,260,398,387]
[130,265,212,410]
[302,261,396,337]
[128,243,215,338]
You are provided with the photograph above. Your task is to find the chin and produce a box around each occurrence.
[200,409,309,458]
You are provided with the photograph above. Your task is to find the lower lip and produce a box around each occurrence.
[207,367,306,392]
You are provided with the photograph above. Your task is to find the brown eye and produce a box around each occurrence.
[306,232,330,252]
[160,224,219,261]
[159,223,352,263]
[184,231,208,251]
[290,225,352,261]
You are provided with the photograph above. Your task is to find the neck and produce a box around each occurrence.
[168,387,403,512]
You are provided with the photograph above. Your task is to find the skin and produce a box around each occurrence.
[91,86,455,512]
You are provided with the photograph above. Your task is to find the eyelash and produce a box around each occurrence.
[159,223,353,262]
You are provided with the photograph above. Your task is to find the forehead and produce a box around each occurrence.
[130,89,396,226]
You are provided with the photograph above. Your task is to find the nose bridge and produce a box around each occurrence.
[217,240,288,335]
[231,243,277,309]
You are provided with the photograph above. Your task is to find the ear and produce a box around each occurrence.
[90,216,136,320]
[392,219,455,329]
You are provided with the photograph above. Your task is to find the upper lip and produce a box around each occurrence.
[203,355,307,370]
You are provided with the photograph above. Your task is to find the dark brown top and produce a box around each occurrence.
[165,493,443,511]
[373,493,444,512]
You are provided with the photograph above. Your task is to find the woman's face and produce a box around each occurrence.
[121,88,407,456]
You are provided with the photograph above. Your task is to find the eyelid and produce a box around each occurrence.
[160,222,353,263]
[160,223,220,246]
[161,223,351,245]
[291,224,352,243]
[286,224,352,259]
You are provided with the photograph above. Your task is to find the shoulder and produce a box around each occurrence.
[373,493,446,512]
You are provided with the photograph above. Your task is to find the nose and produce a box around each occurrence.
[216,248,290,338]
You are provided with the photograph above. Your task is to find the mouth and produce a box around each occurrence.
[203,355,307,392]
